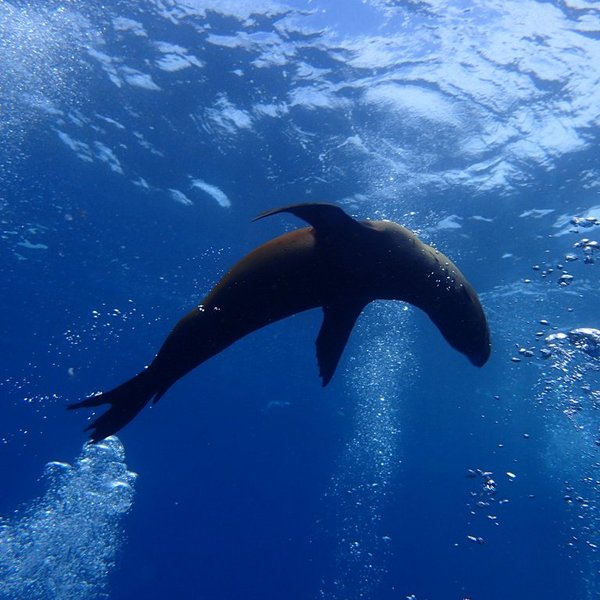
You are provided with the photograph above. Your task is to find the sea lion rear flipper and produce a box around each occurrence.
[253,202,363,234]
[68,369,162,442]
[316,302,365,386]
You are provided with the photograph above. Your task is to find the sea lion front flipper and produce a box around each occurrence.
[253,202,364,235]
[316,302,365,386]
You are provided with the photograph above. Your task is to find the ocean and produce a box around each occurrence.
[1,1,600,598]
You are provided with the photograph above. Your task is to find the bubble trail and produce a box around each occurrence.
[535,331,600,600]
[0,436,136,600]
[320,305,413,600]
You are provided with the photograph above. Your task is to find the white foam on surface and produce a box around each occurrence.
[288,85,349,111]
[95,113,126,130]
[190,179,232,208]
[94,141,124,174]
[252,102,289,118]
[205,95,253,133]
[16,240,48,250]
[169,188,194,206]
[519,209,555,219]
[55,130,93,163]
[178,0,288,21]
[112,16,147,37]
[435,215,463,230]
[154,40,204,71]
[364,83,462,127]
[122,67,161,91]
[156,54,201,72]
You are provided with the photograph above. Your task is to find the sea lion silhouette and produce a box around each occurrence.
[69,203,490,441]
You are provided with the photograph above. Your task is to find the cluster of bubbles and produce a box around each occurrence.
[0,301,142,424]
[65,302,138,349]
[511,212,599,364]
[0,437,136,600]
[535,328,600,591]
[520,215,599,292]
[464,468,517,545]
[319,304,412,600]
[508,211,600,594]
[534,326,600,441]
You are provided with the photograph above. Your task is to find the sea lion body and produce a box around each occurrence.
[70,204,490,441]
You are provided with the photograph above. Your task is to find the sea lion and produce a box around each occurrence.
[69,203,491,441]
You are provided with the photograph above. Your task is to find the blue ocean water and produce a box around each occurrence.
[1,0,600,598]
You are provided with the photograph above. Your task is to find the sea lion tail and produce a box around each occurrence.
[68,369,162,442]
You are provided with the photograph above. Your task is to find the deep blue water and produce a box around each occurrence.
[1,1,600,599]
